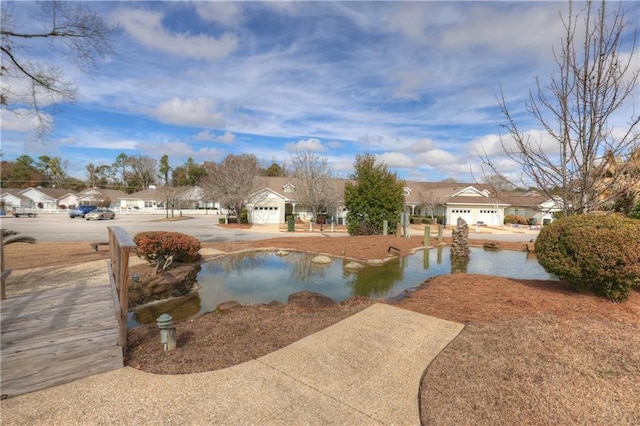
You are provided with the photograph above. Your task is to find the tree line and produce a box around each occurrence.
[0,152,285,192]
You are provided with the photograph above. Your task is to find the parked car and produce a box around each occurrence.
[69,205,97,218]
[85,208,115,221]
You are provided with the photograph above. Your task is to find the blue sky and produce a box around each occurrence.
[2,1,638,183]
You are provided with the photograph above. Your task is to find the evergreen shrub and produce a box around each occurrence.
[134,231,201,264]
[534,214,640,302]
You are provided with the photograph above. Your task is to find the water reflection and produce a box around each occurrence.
[129,247,556,327]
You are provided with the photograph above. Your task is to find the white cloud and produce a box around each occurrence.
[153,97,226,128]
[411,149,458,167]
[195,2,243,27]
[408,138,436,152]
[285,138,326,152]
[113,8,238,60]
[377,152,415,169]
[216,131,236,144]
[193,129,235,143]
[194,130,216,141]
[0,108,39,133]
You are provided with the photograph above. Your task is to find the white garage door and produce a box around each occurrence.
[478,209,499,226]
[449,208,473,226]
[251,206,280,224]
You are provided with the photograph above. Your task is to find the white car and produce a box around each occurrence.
[85,208,116,220]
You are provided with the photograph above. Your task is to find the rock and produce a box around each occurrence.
[367,259,384,266]
[276,250,289,256]
[344,261,365,270]
[288,291,337,309]
[130,263,200,308]
[483,242,501,250]
[311,255,332,264]
[216,300,241,312]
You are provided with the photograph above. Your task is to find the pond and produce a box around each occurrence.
[129,246,556,327]
[128,247,556,327]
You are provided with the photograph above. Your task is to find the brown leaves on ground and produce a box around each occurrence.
[127,299,375,375]
[5,235,640,424]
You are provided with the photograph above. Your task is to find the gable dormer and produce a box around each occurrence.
[403,186,412,196]
[283,183,296,193]
[451,186,488,198]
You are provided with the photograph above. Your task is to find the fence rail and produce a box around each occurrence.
[107,226,137,352]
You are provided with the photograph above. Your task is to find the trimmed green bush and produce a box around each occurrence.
[534,214,640,302]
[134,231,201,264]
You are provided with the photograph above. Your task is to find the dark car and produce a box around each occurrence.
[69,205,97,218]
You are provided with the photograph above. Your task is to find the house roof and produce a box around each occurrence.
[77,188,129,201]
[124,185,204,201]
[0,188,32,201]
[20,187,77,200]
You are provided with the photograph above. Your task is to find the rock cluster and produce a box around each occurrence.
[450,218,470,258]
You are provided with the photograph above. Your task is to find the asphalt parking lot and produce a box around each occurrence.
[1,212,538,243]
[0,213,281,243]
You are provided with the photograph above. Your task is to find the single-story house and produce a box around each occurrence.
[246,177,348,225]
[121,185,217,211]
[76,188,129,209]
[17,187,79,210]
[246,177,559,226]
[0,189,34,211]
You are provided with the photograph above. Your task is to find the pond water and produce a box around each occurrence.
[129,246,556,327]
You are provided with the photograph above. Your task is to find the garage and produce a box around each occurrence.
[478,208,500,226]
[448,208,473,226]
[250,206,280,224]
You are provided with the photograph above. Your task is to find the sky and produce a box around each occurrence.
[1,1,639,184]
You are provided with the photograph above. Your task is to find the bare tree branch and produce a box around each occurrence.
[1,1,118,140]
[483,0,639,214]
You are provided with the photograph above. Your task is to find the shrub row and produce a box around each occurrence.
[504,214,528,225]
[534,214,640,302]
[133,231,201,264]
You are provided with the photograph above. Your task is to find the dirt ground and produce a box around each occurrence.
[3,232,639,424]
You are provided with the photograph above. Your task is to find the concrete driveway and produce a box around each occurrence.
[1,213,288,243]
[2,212,538,243]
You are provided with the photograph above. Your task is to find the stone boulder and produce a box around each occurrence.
[311,255,332,264]
[288,291,338,309]
[344,261,365,270]
[483,242,501,251]
[128,263,200,309]
[216,300,241,312]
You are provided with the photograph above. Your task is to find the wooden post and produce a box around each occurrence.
[107,227,136,352]
[0,233,7,301]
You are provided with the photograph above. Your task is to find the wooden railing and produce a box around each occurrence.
[107,226,137,353]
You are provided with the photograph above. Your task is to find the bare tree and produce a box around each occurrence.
[289,151,338,221]
[485,0,639,214]
[483,173,515,192]
[418,190,437,219]
[128,155,157,191]
[201,154,262,222]
[1,1,117,140]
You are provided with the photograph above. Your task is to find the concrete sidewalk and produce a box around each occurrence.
[1,304,464,425]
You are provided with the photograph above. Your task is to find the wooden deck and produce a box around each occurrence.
[1,284,123,398]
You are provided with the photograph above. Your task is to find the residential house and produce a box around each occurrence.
[246,177,558,226]
[0,189,33,211]
[246,177,347,225]
[122,185,215,212]
[76,188,129,208]
[18,187,79,210]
